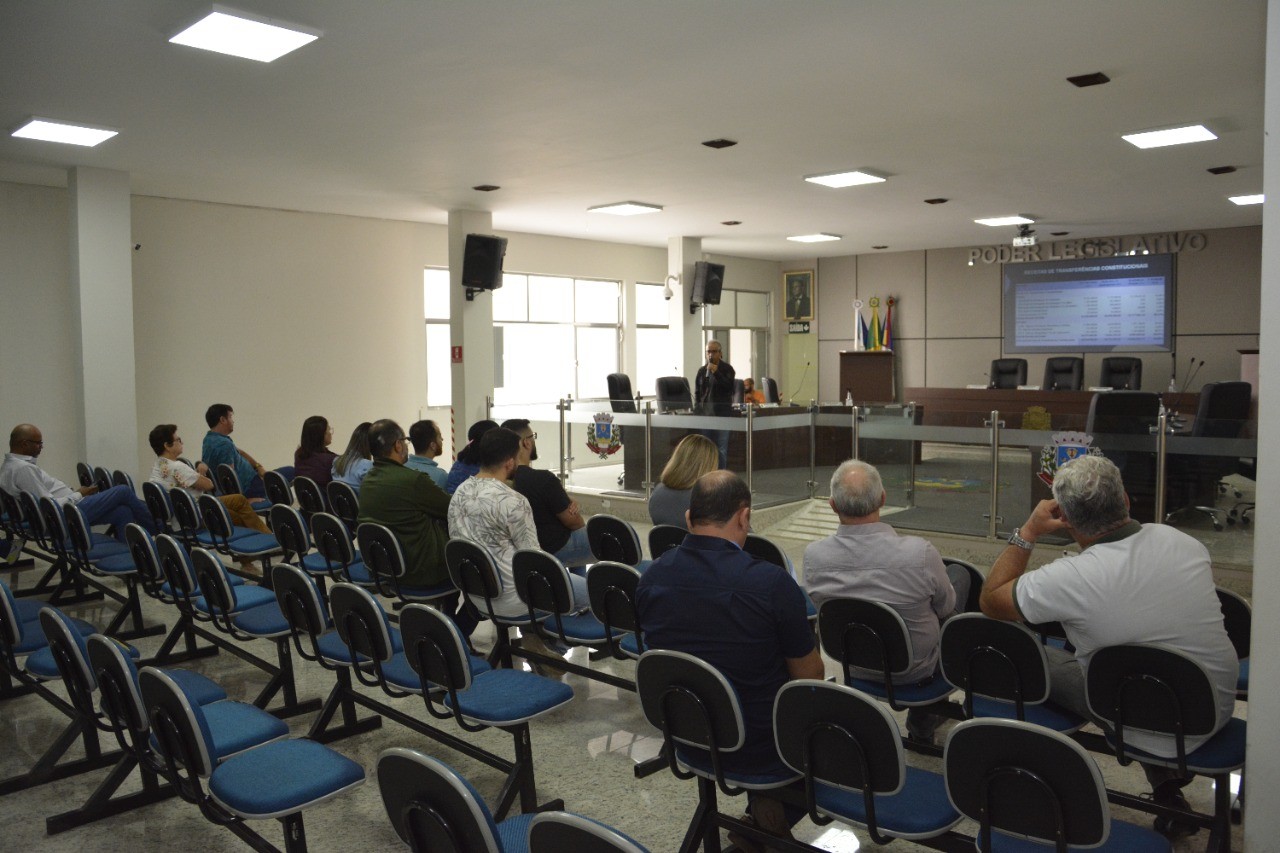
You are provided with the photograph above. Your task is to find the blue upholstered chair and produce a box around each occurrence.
[444,536,546,670]
[62,500,163,641]
[527,812,651,853]
[292,475,329,517]
[585,560,645,661]
[197,493,282,577]
[307,511,370,585]
[356,521,456,607]
[1216,587,1250,700]
[167,487,253,552]
[585,514,645,567]
[774,679,965,845]
[945,717,1171,852]
[325,480,361,533]
[263,469,293,507]
[139,666,365,852]
[214,462,270,513]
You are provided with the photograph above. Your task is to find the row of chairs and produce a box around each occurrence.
[990,356,1142,391]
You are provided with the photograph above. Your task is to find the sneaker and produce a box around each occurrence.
[1151,787,1201,838]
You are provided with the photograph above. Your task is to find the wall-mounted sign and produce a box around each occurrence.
[788,321,810,334]
[968,231,1206,266]
[451,345,463,363]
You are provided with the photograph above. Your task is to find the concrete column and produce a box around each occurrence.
[448,210,496,451]
[1242,2,1280,846]
[667,236,704,381]
[68,167,137,469]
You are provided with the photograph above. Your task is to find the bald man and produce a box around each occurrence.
[0,424,157,542]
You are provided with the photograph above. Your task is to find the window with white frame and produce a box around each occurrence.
[634,282,672,401]
[423,268,451,408]
[703,289,770,386]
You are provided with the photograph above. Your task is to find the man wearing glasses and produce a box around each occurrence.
[500,419,592,571]
[695,340,736,468]
[0,423,157,542]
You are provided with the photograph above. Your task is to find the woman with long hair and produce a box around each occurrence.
[648,433,720,528]
[444,419,498,494]
[331,421,374,492]
[293,415,337,486]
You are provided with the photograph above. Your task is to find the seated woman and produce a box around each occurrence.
[648,433,720,529]
[293,415,337,487]
[444,419,498,494]
[331,422,373,493]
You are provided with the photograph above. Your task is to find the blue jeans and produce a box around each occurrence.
[700,429,730,469]
[78,485,158,542]
[554,527,594,568]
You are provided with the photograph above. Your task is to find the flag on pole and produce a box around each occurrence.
[853,299,866,351]
[869,297,882,350]
[883,296,895,351]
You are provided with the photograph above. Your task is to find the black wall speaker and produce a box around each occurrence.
[690,261,725,307]
[461,234,508,295]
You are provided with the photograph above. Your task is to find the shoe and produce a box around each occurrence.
[905,731,936,750]
[725,815,766,853]
[1150,786,1201,838]
[518,633,566,676]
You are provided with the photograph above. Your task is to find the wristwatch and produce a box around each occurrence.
[1007,528,1035,551]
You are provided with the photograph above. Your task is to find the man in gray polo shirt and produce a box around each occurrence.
[803,459,969,744]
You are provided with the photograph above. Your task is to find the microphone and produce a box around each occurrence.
[1181,359,1205,396]
[789,362,811,404]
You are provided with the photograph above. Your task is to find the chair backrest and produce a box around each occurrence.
[512,549,575,616]
[762,377,780,404]
[271,563,330,640]
[1043,356,1084,391]
[311,512,358,578]
[0,579,25,651]
[327,480,361,531]
[1192,380,1252,438]
[941,557,984,613]
[585,514,642,566]
[654,376,693,412]
[635,649,745,754]
[945,718,1112,848]
[938,614,1050,715]
[87,633,148,743]
[17,490,48,546]
[1085,390,1160,436]
[356,521,409,594]
[989,358,1027,389]
[586,562,643,638]
[742,534,788,570]
[264,469,293,506]
[817,597,916,680]
[1099,356,1143,390]
[0,487,25,537]
[376,748,505,852]
[527,812,651,853]
[444,537,504,602]
[1216,587,1250,661]
[93,465,113,494]
[1086,643,1221,744]
[142,480,174,529]
[293,475,328,516]
[124,522,166,592]
[76,461,95,488]
[606,372,637,414]
[112,469,135,492]
[168,487,204,541]
[329,582,397,664]
[270,504,312,564]
[214,463,243,497]
[38,606,98,712]
[37,495,69,557]
[62,502,100,565]
[155,533,201,602]
[647,524,686,559]
[139,666,216,778]
[774,679,906,796]
[400,603,476,694]
[191,546,241,618]
[196,493,235,546]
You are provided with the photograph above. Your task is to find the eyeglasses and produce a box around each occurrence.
[706,349,721,354]
[524,432,538,441]
[23,438,44,447]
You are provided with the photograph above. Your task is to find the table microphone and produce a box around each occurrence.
[1180,359,1205,396]
[789,362,810,404]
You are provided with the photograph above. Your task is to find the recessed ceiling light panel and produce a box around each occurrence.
[11,118,118,147]
[588,202,663,216]
[975,215,1035,227]
[170,6,320,62]
[1121,124,1216,149]
[804,170,886,188]
[1229,194,1264,206]
[787,233,842,243]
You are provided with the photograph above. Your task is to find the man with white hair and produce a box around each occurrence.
[803,459,969,745]
[981,453,1237,837]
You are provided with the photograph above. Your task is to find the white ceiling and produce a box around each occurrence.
[0,1,1266,260]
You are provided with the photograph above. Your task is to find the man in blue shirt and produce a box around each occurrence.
[404,419,448,490]
[637,470,822,848]
[201,403,269,499]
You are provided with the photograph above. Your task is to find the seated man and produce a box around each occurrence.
[981,454,1238,836]
[0,423,156,543]
[637,470,824,846]
[500,419,592,569]
[803,459,969,745]
[201,403,270,499]
[358,419,473,635]
[404,419,448,490]
[741,377,766,406]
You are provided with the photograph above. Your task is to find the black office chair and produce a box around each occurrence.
[654,376,693,413]
[762,377,780,404]
[1164,381,1252,530]
[1100,356,1143,390]
[989,358,1027,389]
[606,373,637,414]
[1043,357,1084,391]
[731,379,744,407]
[1085,392,1160,502]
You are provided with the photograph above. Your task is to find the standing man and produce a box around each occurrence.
[637,470,823,846]
[695,339,736,469]
[500,418,592,570]
[803,459,969,745]
[404,419,449,490]
[1,423,157,543]
[980,454,1237,837]
[201,404,270,499]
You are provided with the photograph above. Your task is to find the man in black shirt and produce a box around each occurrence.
[500,418,593,569]
[694,340,736,469]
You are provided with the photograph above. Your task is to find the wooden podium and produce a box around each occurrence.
[839,350,896,403]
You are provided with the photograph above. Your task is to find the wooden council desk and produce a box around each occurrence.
[901,387,1202,430]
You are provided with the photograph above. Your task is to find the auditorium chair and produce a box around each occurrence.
[606,372,637,414]
[1043,356,1084,390]
[585,513,645,567]
[61,499,164,641]
[586,561,645,661]
[1100,356,1143,390]
[988,358,1027,389]
[1216,587,1250,700]
[197,493,282,580]
[647,524,686,559]
[356,521,458,609]
[654,376,693,412]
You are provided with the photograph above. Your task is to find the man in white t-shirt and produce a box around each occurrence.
[148,423,269,536]
[981,454,1237,838]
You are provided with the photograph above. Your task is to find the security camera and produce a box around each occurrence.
[133,243,141,251]
[664,274,678,301]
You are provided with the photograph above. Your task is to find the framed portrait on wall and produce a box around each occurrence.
[784,270,814,321]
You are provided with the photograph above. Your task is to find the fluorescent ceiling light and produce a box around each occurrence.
[588,202,663,216]
[787,233,842,243]
[1121,124,1217,149]
[1229,194,1264,206]
[975,215,1035,227]
[170,7,320,62]
[804,170,886,188]
[11,118,118,147]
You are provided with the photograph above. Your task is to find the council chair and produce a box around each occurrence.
[762,376,781,404]
[655,376,693,412]
[1043,356,1084,391]
[944,718,1172,852]
[1164,380,1252,530]
[1100,356,1143,390]
[607,372,638,414]
[988,358,1027,389]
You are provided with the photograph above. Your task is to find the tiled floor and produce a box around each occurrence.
[0,543,1244,852]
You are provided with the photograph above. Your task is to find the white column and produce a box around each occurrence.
[68,167,137,469]
[448,210,496,451]
[667,236,704,381]
[1243,2,1280,846]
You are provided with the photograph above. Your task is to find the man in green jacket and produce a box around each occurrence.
[359,419,475,637]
